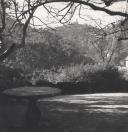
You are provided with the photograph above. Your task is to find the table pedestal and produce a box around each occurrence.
[25,98,42,132]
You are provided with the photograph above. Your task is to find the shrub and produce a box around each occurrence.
[28,65,85,85]
[81,64,128,92]
[55,64,128,93]
[54,64,85,82]
[0,65,30,92]
[16,63,128,94]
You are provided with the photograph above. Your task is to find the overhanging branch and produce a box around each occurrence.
[71,0,128,17]
[20,0,128,18]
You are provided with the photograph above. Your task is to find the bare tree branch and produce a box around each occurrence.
[0,0,127,62]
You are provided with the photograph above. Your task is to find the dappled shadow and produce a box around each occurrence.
[1,93,128,132]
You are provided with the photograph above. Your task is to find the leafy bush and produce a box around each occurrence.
[81,64,128,92]
[15,63,128,94]
[54,64,128,93]
[0,65,31,92]
[28,64,86,84]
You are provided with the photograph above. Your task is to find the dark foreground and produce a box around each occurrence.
[1,93,128,132]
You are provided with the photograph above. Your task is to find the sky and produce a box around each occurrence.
[17,0,127,28]
[17,0,128,28]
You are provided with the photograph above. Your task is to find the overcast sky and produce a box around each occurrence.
[17,0,127,28]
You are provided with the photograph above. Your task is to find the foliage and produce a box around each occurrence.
[56,23,98,53]
[30,63,128,94]
[0,65,30,92]
[2,20,125,71]
[4,27,89,71]
[55,23,125,65]
[0,62,127,94]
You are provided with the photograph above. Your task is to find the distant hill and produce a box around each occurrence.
[2,14,128,69]
[55,23,99,54]
[4,19,95,71]
[3,16,112,71]
[6,31,86,70]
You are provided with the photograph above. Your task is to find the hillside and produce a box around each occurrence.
[55,23,113,64]
[3,15,117,71]
[55,23,99,54]
[4,19,94,71]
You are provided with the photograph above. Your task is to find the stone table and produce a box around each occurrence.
[3,86,61,131]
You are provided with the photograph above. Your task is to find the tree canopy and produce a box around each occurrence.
[0,0,128,61]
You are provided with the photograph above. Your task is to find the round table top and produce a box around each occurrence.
[3,87,61,99]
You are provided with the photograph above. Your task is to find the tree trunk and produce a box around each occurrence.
[0,43,16,62]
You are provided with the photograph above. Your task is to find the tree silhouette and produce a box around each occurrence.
[0,0,128,61]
